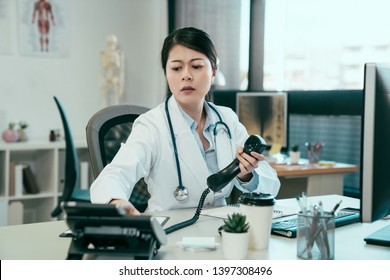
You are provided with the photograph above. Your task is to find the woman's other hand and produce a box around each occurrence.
[236,146,265,182]
[110,199,141,216]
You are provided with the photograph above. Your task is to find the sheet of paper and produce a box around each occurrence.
[176,237,217,251]
[272,204,298,219]
[201,204,298,220]
[154,216,170,226]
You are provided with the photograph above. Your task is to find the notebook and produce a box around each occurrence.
[272,210,360,238]
[364,225,390,247]
[201,204,297,220]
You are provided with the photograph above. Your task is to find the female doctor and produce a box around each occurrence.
[90,27,280,215]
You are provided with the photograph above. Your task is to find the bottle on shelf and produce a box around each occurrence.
[49,130,56,142]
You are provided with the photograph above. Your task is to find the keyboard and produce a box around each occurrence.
[271,210,360,238]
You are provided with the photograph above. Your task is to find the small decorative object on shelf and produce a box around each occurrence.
[55,129,62,141]
[221,212,250,259]
[18,121,28,142]
[49,130,56,142]
[2,122,19,143]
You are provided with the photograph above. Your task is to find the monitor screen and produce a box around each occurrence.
[360,63,390,222]
[236,92,288,149]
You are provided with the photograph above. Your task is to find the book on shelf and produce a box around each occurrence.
[14,164,24,196]
[22,165,40,194]
[9,161,15,196]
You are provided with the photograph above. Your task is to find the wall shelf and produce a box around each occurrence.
[0,140,91,226]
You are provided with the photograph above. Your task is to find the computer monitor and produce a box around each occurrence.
[236,92,288,150]
[360,62,390,223]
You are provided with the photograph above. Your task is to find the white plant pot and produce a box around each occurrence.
[289,151,301,165]
[222,231,249,260]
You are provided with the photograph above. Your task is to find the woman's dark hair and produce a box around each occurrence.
[161,27,218,75]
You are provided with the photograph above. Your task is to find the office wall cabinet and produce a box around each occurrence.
[0,141,91,226]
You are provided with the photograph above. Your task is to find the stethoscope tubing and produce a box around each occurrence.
[165,97,184,188]
[165,96,232,201]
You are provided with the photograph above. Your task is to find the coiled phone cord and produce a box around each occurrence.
[164,188,211,235]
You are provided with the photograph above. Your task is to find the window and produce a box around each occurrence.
[172,0,250,90]
[263,0,390,90]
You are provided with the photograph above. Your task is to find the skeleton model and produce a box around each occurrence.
[100,35,125,107]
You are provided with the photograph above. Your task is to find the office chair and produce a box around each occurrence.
[86,104,150,212]
[51,96,91,218]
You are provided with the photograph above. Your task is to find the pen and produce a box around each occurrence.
[296,195,312,258]
[272,229,295,238]
[309,206,318,246]
[330,200,342,215]
[318,201,330,259]
[302,192,307,209]
[295,196,307,214]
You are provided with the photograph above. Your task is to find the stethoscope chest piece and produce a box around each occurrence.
[174,186,189,201]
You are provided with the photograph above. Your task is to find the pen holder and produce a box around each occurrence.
[296,211,335,260]
[305,142,323,163]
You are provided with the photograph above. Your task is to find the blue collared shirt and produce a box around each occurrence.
[178,102,259,190]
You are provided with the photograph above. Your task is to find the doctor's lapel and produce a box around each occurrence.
[214,119,236,198]
[215,125,235,171]
[167,98,210,188]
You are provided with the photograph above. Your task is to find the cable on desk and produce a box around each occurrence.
[164,188,210,235]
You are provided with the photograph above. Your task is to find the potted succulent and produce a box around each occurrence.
[289,144,300,164]
[221,212,250,259]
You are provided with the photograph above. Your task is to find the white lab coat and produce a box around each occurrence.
[90,97,280,211]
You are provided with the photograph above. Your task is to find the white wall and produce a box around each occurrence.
[0,0,167,141]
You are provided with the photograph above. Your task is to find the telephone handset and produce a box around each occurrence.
[207,134,267,192]
[61,201,167,260]
[164,135,267,234]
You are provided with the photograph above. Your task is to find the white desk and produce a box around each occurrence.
[0,195,389,260]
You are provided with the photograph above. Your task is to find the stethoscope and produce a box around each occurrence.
[165,96,232,201]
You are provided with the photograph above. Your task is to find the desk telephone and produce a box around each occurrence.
[62,201,167,260]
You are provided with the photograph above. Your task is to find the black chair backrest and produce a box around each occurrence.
[101,116,135,167]
[86,104,150,212]
[86,105,150,178]
[51,96,79,217]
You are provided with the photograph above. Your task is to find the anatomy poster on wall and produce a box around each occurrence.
[19,0,70,57]
[0,0,12,54]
